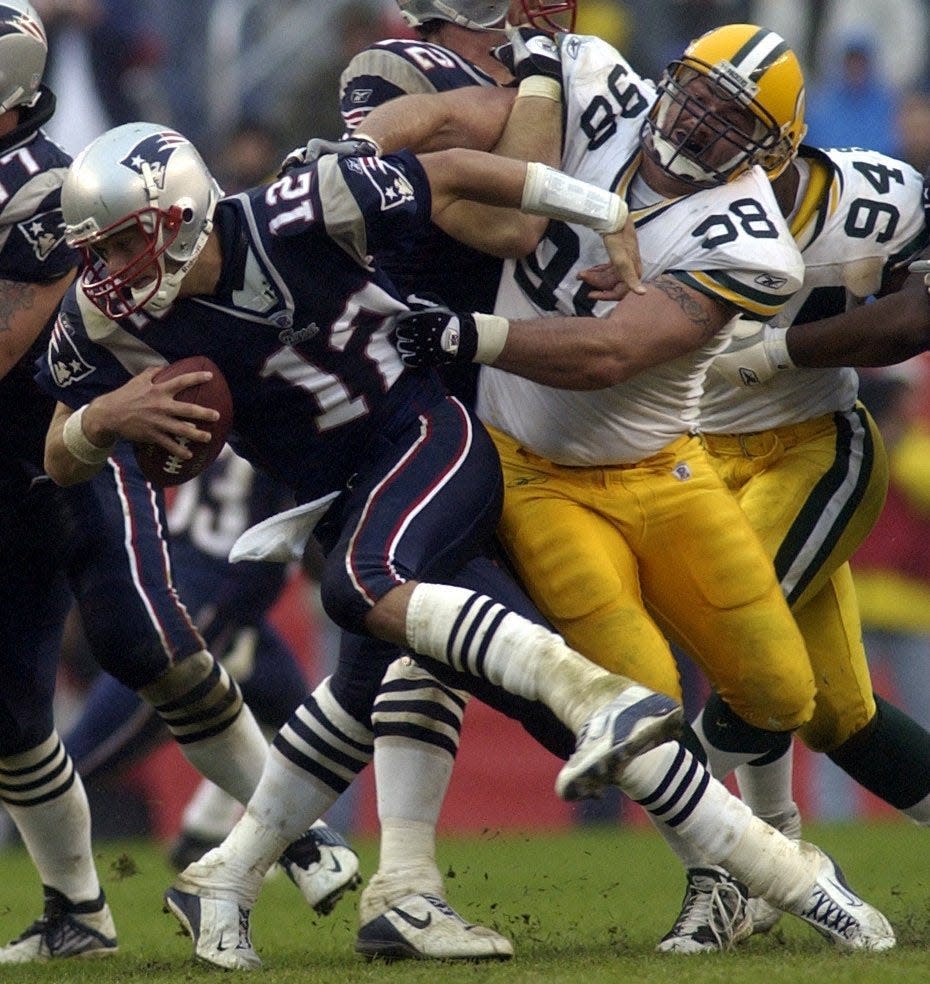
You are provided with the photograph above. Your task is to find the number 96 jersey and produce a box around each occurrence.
[480,33,804,466]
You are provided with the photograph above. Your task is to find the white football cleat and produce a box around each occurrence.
[787,846,895,952]
[355,892,513,961]
[164,885,260,971]
[278,820,361,914]
[556,685,684,800]
[656,867,753,954]
[0,888,117,963]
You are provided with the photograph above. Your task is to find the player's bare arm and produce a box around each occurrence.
[44,368,219,486]
[0,271,75,379]
[396,273,732,389]
[432,84,563,258]
[360,86,517,156]
[786,284,930,368]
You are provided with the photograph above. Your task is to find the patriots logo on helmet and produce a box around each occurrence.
[17,208,65,261]
[47,312,95,387]
[119,130,189,190]
[0,6,46,44]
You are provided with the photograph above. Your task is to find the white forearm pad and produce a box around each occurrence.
[521,162,628,233]
[62,404,114,465]
[473,313,509,364]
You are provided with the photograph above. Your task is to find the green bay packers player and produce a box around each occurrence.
[568,26,930,950]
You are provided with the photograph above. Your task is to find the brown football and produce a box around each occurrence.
[133,356,233,487]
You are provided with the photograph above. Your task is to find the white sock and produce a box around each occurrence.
[195,747,342,907]
[1,734,101,903]
[406,583,631,731]
[180,780,243,841]
[179,706,268,805]
[735,745,796,819]
[620,742,818,906]
[376,736,450,878]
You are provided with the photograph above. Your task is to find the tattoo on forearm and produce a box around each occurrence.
[654,275,713,331]
[0,280,38,334]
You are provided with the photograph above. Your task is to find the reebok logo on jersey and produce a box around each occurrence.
[350,88,372,105]
[754,273,788,290]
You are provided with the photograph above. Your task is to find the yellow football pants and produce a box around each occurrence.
[703,405,887,751]
[488,425,815,733]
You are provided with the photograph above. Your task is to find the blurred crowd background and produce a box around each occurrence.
[27,0,930,842]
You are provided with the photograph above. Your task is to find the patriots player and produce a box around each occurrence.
[35,119,678,970]
[62,447,320,869]
[0,1,359,961]
[338,0,579,959]
[368,23,903,953]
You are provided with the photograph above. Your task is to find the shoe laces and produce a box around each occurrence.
[671,869,748,950]
[10,887,107,951]
[802,884,859,941]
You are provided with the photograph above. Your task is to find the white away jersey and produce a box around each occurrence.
[478,34,805,465]
[701,146,930,433]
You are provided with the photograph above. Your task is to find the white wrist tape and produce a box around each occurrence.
[764,326,794,370]
[62,404,114,466]
[516,76,562,102]
[521,162,628,234]
[473,313,510,364]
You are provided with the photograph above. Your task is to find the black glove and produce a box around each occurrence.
[394,304,479,367]
[492,27,563,83]
[278,136,380,176]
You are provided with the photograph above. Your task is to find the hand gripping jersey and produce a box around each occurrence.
[477,35,805,465]
[700,146,930,433]
[34,151,433,506]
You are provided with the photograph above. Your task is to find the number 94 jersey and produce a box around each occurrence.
[481,34,804,466]
[702,145,930,433]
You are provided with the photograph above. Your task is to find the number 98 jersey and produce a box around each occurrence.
[480,34,804,466]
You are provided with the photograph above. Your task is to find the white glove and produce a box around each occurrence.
[710,320,794,387]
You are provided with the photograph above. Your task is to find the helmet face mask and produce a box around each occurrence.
[62,123,222,319]
[77,206,186,319]
[643,24,807,189]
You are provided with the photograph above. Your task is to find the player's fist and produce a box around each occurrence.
[278,136,380,175]
[493,27,563,83]
[394,305,479,367]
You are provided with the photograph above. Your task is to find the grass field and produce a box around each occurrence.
[0,822,929,982]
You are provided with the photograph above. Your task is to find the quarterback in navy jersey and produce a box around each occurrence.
[1,3,359,960]
[36,120,683,968]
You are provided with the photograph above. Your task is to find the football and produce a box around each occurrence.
[133,356,233,487]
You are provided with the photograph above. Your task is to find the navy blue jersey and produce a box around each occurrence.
[36,150,439,506]
[0,88,77,490]
[340,39,505,317]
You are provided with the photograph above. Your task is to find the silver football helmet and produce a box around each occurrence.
[62,122,222,318]
[0,0,47,113]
